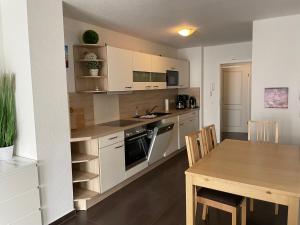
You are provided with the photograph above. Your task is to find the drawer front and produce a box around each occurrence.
[0,188,40,225]
[179,111,198,121]
[0,164,38,202]
[10,211,42,225]
[99,131,124,148]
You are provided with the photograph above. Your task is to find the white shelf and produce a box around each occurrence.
[78,75,107,79]
[72,170,98,183]
[73,187,99,201]
[74,44,104,48]
[72,153,98,163]
[77,59,104,62]
[77,90,107,94]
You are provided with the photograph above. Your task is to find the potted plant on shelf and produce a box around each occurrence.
[0,73,16,160]
[86,61,100,76]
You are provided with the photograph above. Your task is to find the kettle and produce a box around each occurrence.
[189,97,197,109]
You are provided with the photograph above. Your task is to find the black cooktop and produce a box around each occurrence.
[102,120,141,127]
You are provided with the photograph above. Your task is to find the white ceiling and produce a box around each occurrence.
[63,0,300,48]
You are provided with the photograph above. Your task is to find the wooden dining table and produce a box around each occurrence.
[185,139,300,225]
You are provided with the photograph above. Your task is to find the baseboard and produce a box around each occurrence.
[49,210,76,225]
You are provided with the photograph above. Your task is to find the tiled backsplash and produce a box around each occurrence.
[69,87,200,129]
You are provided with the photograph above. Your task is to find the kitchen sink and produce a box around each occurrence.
[133,112,171,119]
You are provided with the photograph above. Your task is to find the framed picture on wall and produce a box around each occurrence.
[264,87,288,108]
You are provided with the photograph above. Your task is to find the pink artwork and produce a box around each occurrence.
[264,87,288,108]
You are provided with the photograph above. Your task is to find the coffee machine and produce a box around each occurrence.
[176,95,189,109]
[189,96,197,109]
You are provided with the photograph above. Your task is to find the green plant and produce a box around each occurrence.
[0,73,16,147]
[86,61,100,70]
[82,30,99,44]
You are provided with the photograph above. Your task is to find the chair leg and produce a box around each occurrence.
[202,205,208,221]
[275,204,279,215]
[241,199,247,225]
[231,208,237,225]
[250,198,254,212]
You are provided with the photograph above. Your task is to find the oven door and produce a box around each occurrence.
[125,132,149,170]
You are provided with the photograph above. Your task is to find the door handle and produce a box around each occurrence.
[125,86,132,89]
[109,136,118,140]
[115,145,124,149]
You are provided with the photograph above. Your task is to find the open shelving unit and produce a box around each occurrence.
[71,139,100,210]
[73,44,107,93]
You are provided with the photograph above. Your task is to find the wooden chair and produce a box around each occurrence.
[248,120,279,215]
[185,125,246,225]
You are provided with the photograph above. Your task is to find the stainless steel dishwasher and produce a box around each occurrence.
[147,122,174,165]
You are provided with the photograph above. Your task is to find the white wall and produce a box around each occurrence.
[203,42,252,140]
[1,0,38,159]
[252,15,300,145]
[64,17,178,93]
[178,46,203,127]
[1,0,73,224]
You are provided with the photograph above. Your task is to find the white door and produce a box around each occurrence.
[221,63,251,133]
[107,46,133,91]
[133,52,151,72]
[100,142,125,192]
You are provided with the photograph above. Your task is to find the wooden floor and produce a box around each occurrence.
[221,132,248,141]
[61,151,288,225]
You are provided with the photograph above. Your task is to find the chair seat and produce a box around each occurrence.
[197,188,243,207]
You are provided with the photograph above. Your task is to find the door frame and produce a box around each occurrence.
[219,61,252,140]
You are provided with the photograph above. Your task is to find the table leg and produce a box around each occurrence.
[186,174,195,225]
[287,197,300,225]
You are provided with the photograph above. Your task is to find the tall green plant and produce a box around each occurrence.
[0,73,16,147]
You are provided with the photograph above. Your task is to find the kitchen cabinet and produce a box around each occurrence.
[133,52,151,72]
[162,116,179,156]
[178,60,190,88]
[106,46,133,92]
[178,111,199,148]
[151,55,169,73]
[99,132,125,193]
[0,157,41,225]
[133,71,166,90]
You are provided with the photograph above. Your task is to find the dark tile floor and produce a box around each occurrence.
[61,152,288,225]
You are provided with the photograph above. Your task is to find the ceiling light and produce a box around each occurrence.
[178,28,196,37]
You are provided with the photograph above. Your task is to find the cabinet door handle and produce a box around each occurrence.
[125,86,132,89]
[115,145,124,149]
[153,86,159,88]
[109,136,118,140]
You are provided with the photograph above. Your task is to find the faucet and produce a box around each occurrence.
[145,105,158,115]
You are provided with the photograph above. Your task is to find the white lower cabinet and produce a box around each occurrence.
[100,141,126,193]
[179,111,199,148]
[0,157,41,225]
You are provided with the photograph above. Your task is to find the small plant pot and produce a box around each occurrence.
[89,69,99,76]
[0,145,14,160]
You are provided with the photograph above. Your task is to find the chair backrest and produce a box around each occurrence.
[185,125,218,167]
[248,120,279,143]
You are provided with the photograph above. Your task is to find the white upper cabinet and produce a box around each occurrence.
[106,46,133,92]
[151,55,169,73]
[178,59,190,88]
[165,58,179,71]
[133,52,151,72]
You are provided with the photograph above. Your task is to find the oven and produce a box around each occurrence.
[124,126,150,170]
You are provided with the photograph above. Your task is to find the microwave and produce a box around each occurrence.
[166,70,179,86]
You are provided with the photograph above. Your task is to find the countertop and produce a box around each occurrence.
[71,108,199,142]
